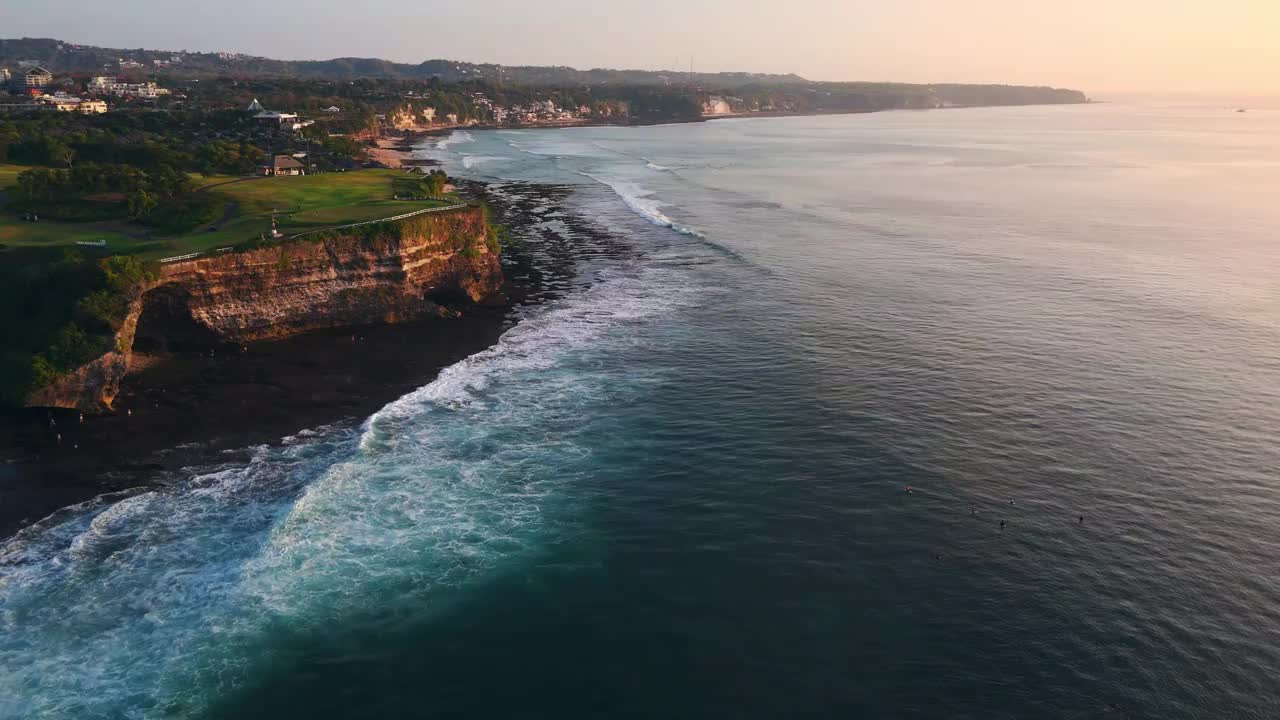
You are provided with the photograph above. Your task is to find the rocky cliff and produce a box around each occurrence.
[27,207,502,412]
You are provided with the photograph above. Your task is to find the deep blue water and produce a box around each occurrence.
[4,104,1280,719]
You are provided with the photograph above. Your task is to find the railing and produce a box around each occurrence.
[285,203,468,241]
[158,251,205,264]
[156,205,468,264]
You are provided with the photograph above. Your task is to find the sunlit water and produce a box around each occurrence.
[4,104,1280,718]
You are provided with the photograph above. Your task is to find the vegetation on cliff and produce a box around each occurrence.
[0,252,153,405]
[0,160,479,407]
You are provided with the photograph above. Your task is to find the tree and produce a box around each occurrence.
[420,169,448,196]
[127,189,158,218]
[44,138,74,168]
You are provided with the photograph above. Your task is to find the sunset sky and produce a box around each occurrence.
[8,0,1277,96]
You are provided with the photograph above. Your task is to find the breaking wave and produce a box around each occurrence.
[579,172,705,238]
[461,155,505,169]
[435,130,474,149]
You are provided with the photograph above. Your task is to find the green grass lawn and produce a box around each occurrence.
[160,170,458,257]
[0,163,30,191]
[0,164,150,252]
[0,168,462,260]
[0,213,150,251]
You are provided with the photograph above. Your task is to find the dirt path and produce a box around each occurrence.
[195,176,265,193]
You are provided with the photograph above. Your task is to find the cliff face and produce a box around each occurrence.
[149,208,500,343]
[28,208,502,412]
[25,303,144,412]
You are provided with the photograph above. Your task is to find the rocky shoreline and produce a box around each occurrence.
[0,180,576,538]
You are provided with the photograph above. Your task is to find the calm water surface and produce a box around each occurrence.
[3,104,1280,719]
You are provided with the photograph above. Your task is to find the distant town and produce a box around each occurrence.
[0,37,1088,131]
[0,59,778,129]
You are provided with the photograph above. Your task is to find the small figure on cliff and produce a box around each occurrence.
[999,519,1006,530]
[1078,515,1085,524]
[127,408,133,417]
[56,433,62,446]
[79,413,84,424]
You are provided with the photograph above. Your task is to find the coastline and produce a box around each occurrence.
[385,99,1092,137]
[0,308,511,537]
[0,180,563,539]
[0,100,1093,537]
[368,137,423,168]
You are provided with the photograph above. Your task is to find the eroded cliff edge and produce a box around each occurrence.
[28,207,502,411]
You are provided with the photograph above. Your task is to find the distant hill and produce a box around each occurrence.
[0,37,808,87]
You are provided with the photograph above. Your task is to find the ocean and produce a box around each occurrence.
[3,103,1280,719]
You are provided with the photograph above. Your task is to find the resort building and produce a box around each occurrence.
[255,111,299,127]
[0,99,47,113]
[85,77,170,98]
[25,67,53,88]
[261,155,306,177]
[38,93,108,114]
[0,68,10,82]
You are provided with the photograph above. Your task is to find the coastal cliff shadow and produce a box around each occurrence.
[133,284,223,353]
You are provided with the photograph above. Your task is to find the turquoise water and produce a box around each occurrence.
[4,104,1280,718]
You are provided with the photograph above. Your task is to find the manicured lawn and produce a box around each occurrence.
[0,212,149,251]
[0,163,32,191]
[210,170,414,214]
[0,168,461,260]
[154,170,458,257]
[0,164,148,252]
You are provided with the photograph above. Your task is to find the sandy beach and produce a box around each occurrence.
[367,137,415,168]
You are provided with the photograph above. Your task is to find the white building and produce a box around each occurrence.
[255,111,299,127]
[86,76,170,98]
[25,67,53,88]
[38,94,108,114]
[0,68,10,82]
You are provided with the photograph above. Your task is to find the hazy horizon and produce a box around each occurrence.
[7,1,1278,98]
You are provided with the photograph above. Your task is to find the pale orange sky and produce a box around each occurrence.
[11,0,1279,96]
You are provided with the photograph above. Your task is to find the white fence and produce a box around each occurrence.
[285,204,468,241]
[156,206,467,264]
[158,251,204,264]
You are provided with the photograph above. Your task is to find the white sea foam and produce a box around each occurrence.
[579,172,705,238]
[435,130,474,149]
[361,264,698,440]
[461,155,505,169]
[0,257,701,718]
